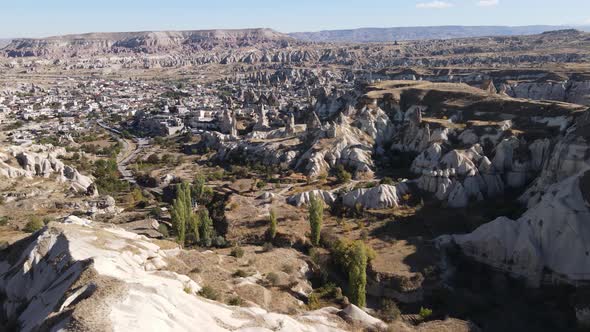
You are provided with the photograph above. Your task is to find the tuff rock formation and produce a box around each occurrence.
[0,146,95,195]
[0,222,388,331]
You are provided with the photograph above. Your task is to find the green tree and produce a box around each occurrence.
[198,209,214,246]
[188,210,200,244]
[170,182,195,245]
[330,239,374,308]
[348,241,368,307]
[92,158,129,195]
[268,209,277,240]
[192,174,213,204]
[308,193,323,246]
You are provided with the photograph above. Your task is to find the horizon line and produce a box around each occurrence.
[2,23,589,40]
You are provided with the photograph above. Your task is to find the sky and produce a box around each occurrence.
[1,0,590,38]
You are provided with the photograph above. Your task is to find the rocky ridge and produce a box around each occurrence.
[0,220,390,331]
[0,145,95,195]
[438,111,590,286]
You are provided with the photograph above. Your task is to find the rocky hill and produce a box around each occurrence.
[0,218,473,332]
[1,28,294,57]
[0,220,349,331]
[289,25,590,42]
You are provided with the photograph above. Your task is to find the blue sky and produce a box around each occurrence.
[2,0,590,38]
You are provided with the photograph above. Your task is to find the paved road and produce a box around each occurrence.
[97,121,149,185]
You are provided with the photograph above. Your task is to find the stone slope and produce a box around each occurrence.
[437,112,590,286]
[3,28,293,57]
[440,167,590,286]
[0,221,388,331]
[0,145,95,195]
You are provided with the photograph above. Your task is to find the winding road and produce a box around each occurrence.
[97,121,150,185]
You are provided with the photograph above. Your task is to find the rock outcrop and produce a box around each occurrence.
[440,167,590,286]
[288,190,336,207]
[342,183,410,209]
[0,146,95,195]
[0,222,388,331]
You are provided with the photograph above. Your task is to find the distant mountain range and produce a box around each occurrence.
[3,25,590,57]
[289,25,590,42]
[0,29,295,57]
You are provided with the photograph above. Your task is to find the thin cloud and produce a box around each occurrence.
[478,0,499,7]
[416,1,454,9]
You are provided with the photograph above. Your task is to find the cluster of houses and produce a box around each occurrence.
[0,67,356,143]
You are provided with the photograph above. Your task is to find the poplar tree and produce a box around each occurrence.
[308,193,323,246]
[171,182,194,245]
[348,241,368,307]
[268,209,277,240]
[198,208,214,246]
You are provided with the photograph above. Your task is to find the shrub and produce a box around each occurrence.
[281,264,294,274]
[334,164,352,184]
[309,247,321,266]
[161,154,174,164]
[158,224,169,238]
[150,207,162,218]
[419,307,433,320]
[0,216,8,226]
[23,217,44,233]
[233,269,250,278]
[147,154,161,164]
[213,236,227,247]
[130,187,145,205]
[380,299,401,322]
[314,283,339,299]
[266,272,280,286]
[262,242,274,253]
[360,229,369,240]
[230,246,244,258]
[207,170,225,181]
[227,296,245,306]
[307,292,321,310]
[380,177,395,185]
[198,286,219,300]
[230,166,249,178]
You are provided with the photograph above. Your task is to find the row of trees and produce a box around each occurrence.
[170,182,215,247]
[330,238,372,307]
[170,180,370,307]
